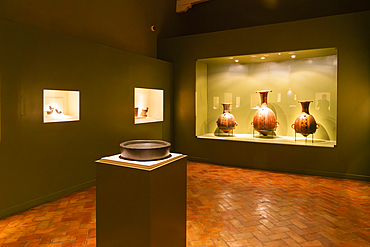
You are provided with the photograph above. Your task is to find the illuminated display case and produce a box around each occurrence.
[135,88,164,124]
[196,48,337,147]
[43,89,80,123]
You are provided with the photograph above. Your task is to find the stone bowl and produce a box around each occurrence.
[120,140,171,161]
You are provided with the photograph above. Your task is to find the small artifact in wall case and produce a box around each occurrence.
[47,106,54,115]
[46,105,63,115]
[140,107,149,117]
[120,140,171,161]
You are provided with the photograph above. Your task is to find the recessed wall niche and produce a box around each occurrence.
[135,88,164,124]
[196,48,337,147]
[43,89,80,123]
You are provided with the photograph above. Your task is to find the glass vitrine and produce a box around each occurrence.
[196,48,337,147]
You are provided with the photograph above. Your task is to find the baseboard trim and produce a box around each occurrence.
[0,179,96,219]
[187,156,370,181]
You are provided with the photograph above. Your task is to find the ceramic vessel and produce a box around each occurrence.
[292,100,318,137]
[120,140,171,161]
[216,103,237,133]
[252,90,278,136]
[140,107,149,117]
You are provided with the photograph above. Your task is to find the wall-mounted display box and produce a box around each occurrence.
[196,48,337,147]
[135,88,163,124]
[43,89,80,123]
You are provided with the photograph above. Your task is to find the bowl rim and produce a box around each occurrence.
[120,140,171,150]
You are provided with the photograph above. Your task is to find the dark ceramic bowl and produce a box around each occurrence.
[120,140,171,161]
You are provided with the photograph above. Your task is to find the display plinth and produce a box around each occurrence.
[96,153,187,247]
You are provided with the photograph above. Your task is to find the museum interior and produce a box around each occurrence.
[1,1,370,246]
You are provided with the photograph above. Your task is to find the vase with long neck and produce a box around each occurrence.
[216,103,237,133]
[292,100,318,137]
[252,90,277,136]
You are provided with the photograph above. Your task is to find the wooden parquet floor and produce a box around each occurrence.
[0,186,96,247]
[187,162,370,247]
[1,161,370,247]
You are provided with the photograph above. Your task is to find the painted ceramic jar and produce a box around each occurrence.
[216,103,237,133]
[252,90,278,136]
[292,100,318,137]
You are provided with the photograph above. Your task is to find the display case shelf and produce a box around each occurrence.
[198,133,336,148]
[43,89,80,123]
[135,88,163,124]
[196,48,337,147]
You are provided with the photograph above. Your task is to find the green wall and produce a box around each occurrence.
[161,0,370,39]
[0,0,179,58]
[0,19,172,218]
[158,11,370,181]
[2,0,368,57]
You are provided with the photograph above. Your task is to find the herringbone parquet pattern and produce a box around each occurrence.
[1,161,369,246]
[187,162,370,247]
[0,186,96,247]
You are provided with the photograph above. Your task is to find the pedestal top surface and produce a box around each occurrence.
[96,153,186,171]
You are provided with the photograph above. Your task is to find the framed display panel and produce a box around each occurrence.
[196,48,337,147]
[43,89,80,123]
[135,88,164,124]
